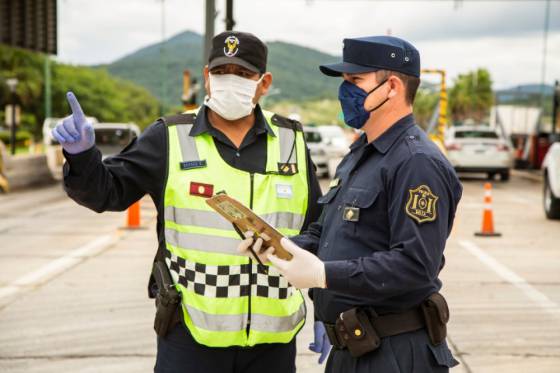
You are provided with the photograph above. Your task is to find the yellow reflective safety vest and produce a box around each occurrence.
[162,108,308,347]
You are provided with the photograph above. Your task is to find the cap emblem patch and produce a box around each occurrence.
[224,35,240,57]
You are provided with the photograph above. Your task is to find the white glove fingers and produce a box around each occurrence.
[237,237,254,253]
[267,253,288,272]
[253,237,264,253]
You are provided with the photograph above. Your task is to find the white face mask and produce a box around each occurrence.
[204,73,263,121]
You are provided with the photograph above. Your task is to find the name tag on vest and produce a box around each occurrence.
[180,160,207,170]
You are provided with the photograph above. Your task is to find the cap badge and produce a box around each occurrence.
[224,35,240,57]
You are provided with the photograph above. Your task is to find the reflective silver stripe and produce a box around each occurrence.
[166,206,304,231]
[186,305,247,332]
[185,303,305,333]
[165,206,233,231]
[278,126,296,164]
[176,124,200,162]
[165,228,240,255]
[262,211,304,231]
[251,302,306,333]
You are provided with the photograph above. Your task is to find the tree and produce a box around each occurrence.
[413,88,440,130]
[0,44,160,140]
[449,68,494,123]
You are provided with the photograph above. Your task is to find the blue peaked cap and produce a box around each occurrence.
[320,36,420,78]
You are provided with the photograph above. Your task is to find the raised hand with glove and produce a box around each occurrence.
[51,92,95,154]
[309,321,332,364]
[266,237,326,289]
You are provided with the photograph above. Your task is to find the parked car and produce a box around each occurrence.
[542,142,560,219]
[445,125,514,181]
[304,127,329,177]
[43,118,140,180]
[94,122,141,159]
[304,125,350,178]
[43,116,99,180]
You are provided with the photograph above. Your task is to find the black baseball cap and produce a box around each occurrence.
[208,31,268,74]
[320,36,421,78]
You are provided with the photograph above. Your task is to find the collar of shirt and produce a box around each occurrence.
[349,113,416,154]
[189,104,276,138]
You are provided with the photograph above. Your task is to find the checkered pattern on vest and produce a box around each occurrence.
[165,250,294,299]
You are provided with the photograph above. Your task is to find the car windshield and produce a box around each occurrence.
[455,130,499,139]
[95,128,135,156]
[305,131,322,143]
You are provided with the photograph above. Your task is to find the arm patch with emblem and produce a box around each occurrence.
[405,185,438,224]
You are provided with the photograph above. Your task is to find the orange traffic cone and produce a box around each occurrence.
[475,183,501,237]
[125,200,141,229]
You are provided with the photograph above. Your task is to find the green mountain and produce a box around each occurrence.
[98,31,340,107]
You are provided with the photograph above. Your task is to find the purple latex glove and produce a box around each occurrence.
[51,92,95,154]
[309,321,332,364]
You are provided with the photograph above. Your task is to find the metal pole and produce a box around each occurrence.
[552,80,559,137]
[160,0,167,116]
[225,0,235,31]
[539,0,550,109]
[44,55,52,120]
[204,0,216,64]
[10,91,16,155]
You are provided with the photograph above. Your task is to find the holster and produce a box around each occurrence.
[334,308,381,358]
[152,261,181,338]
[421,292,449,346]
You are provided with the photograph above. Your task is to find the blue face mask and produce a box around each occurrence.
[338,79,389,129]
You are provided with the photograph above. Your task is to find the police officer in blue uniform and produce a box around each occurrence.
[248,36,463,372]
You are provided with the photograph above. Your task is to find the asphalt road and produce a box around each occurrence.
[0,173,558,372]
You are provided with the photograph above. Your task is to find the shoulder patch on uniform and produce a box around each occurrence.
[405,185,438,224]
[159,113,196,126]
[270,114,303,131]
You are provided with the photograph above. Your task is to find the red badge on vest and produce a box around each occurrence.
[190,182,214,198]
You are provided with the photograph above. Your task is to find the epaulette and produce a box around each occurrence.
[159,113,197,126]
[270,114,303,131]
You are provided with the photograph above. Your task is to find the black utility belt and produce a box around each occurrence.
[323,293,450,358]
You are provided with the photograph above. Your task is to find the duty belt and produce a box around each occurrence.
[324,307,425,350]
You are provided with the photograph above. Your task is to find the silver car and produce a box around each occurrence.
[445,125,514,181]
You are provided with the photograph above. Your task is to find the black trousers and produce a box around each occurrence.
[326,329,459,373]
[154,324,296,373]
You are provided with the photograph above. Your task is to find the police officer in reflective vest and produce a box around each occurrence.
[52,31,322,373]
[241,36,463,372]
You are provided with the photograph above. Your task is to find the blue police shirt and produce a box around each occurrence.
[292,114,462,322]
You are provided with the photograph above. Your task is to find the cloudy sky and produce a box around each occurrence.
[57,0,560,89]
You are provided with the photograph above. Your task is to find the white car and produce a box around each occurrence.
[42,118,140,180]
[94,122,141,159]
[304,126,350,178]
[304,127,329,177]
[543,142,560,219]
[43,116,99,180]
[445,126,514,181]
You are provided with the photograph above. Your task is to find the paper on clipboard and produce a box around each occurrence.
[206,194,292,260]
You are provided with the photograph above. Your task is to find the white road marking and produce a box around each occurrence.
[0,234,117,300]
[507,195,534,205]
[459,240,560,318]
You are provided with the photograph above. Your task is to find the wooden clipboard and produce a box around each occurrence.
[206,194,292,260]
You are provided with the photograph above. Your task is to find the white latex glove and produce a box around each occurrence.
[267,237,326,289]
[237,231,274,263]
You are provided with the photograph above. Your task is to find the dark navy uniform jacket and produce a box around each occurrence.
[292,114,462,323]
